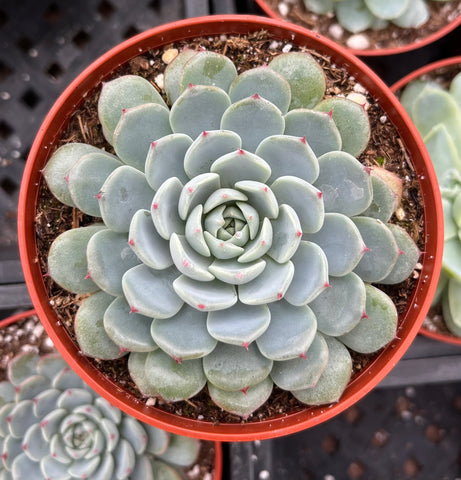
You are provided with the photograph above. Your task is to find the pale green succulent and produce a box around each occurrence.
[0,352,200,479]
[43,47,420,418]
[400,69,461,337]
[303,0,454,33]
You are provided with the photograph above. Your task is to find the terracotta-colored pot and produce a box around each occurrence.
[392,56,461,347]
[0,310,223,479]
[18,14,443,441]
[254,0,461,57]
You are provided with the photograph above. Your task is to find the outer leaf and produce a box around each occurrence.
[268,52,326,109]
[208,377,273,419]
[364,0,409,19]
[164,48,197,104]
[310,272,366,337]
[98,74,167,144]
[156,434,200,467]
[127,353,158,397]
[352,217,399,283]
[203,343,272,391]
[334,0,374,33]
[315,97,370,157]
[443,278,461,337]
[178,50,237,94]
[144,350,206,402]
[339,284,398,353]
[48,225,105,294]
[113,103,172,171]
[68,151,122,217]
[43,143,101,207]
[75,291,121,360]
[87,229,140,297]
[270,332,329,391]
[392,0,429,28]
[292,336,352,405]
[229,66,291,114]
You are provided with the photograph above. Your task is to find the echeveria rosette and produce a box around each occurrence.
[43,48,420,418]
[0,352,200,479]
[303,0,455,34]
[400,70,461,337]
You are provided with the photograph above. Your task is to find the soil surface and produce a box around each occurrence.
[261,0,461,52]
[35,31,424,425]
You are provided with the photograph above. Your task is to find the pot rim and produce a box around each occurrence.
[18,14,443,441]
[253,0,461,57]
[392,55,461,347]
[0,310,224,478]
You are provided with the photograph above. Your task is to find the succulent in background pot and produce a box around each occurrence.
[0,310,222,479]
[393,56,461,346]
[19,15,443,441]
[254,0,461,56]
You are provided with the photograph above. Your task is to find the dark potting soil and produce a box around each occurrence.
[35,31,424,425]
[261,0,461,52]
[0,313,217,480]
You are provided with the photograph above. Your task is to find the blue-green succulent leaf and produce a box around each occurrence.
[113,103,172,171]
[145,134,191,190]
[256,301,317,361]
[164,49,197,105]
[207,302,270,346]
[122,264,183,319]
[339,284,397,353]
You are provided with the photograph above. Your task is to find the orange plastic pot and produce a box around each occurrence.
[18,14,443,441]
[392,56,461,347]
[0,310,223,478]
[254,0,461,56]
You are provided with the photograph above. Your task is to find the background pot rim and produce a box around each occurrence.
[18,14,443,441]
[0,310,223,479]
[253,0,461,57]
[392,55,461,348]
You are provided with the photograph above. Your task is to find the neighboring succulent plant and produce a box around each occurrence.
[43,47,420,418]
[400,69,461,337]
[0,351,200,479]
[303,0,454,34]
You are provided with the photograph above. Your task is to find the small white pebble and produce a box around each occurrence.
[203,474,212,480]
[259,471,270,480]
[405,386,416,398]
[269,40,281,50]
[329,24,344,40]
[186,464,200,478]
[346,34,370,50]
[4,335,12,343]
[43,337,55,349]
[401,410,413,421]
[154,73,164,90]
[220,34,228,42]
[254,440,261,447]
[197,414,204,420]
[380,115,388,123]
[324,475,336,480]
[33,323,44,338]
[278,2,289,17]
[346,92,369,109]
[162,48,179,64]
[282,43,293,53]
[146,397,157,406]
[353,82,367,94]
[395,207,405,220]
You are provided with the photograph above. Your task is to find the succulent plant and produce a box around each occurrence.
[303,0,454,34]
[400,70,461,337]
[0,351,200,479]
[43,47,420,418]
